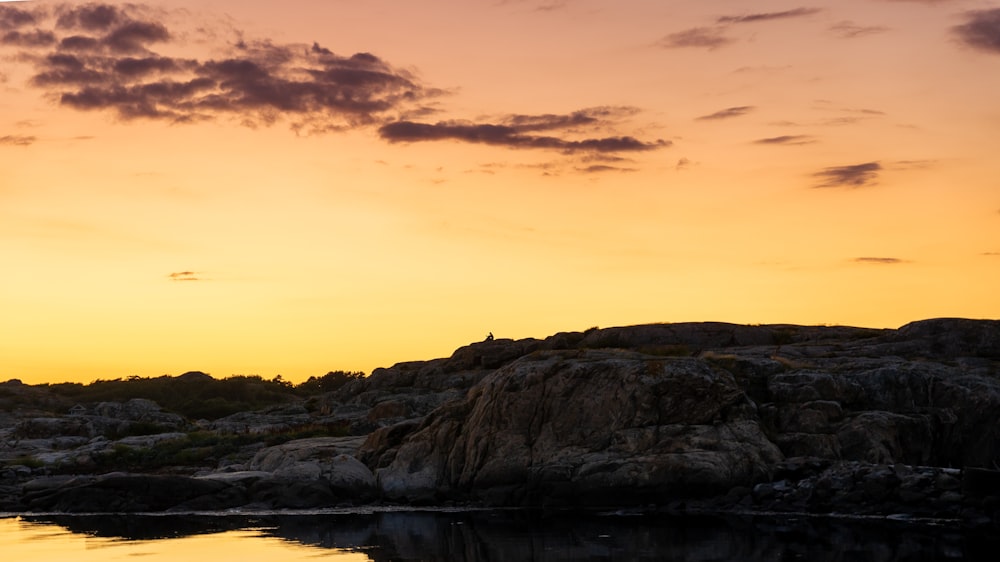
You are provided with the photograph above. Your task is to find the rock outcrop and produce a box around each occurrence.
[248,436,376,498]
[2,317,999,521]
[363,350,783,505]
[358,318,1000,514]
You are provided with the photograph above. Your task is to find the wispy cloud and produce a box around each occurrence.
[577,164,636,174]
[891,159,936,170]
[753,135,815,145]
[662,8,820,51]
[813,161,881,188]
[830,21,889,39]
[0,134,35,146]
[168,271,203,281]
[696,106,754,121]
[953,9,1000,54]
[659,27,733,50]
[716,8,822,25]
[853,257,907,264]
[379,107,669,154]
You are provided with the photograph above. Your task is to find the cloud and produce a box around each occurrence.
[577,164,636,173]
[696,106,754,121]
[753,135,816,145]
[2,3,433,130]
[853,257,907,264]
[0,4,36,31]
[0,134,36,146]
[2,3,662,158]
[716,8,822,25]
[661,8,822,51]
[675,157,691,171]
[379,107,669,154]
[168,271,203,281]
[891,159,936,170]
[953,9,1000,54]
[830,21,889,39]
[1,28,57,46]
[813,161,881,188]
[659,27,734,50]
[55,3,126,31]
[379,120,666,153]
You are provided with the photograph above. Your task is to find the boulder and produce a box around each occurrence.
[370,349,783,505]
[250,436,375,498]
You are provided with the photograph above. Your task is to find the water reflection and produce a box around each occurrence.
[4,510,997,561]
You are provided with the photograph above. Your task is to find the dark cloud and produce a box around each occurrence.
[1,29,57,47]
[0,5,37,31]
[2,3,662,156]
[577,165,636,173]
[813,161,881,188]
[102,20,170,54]
[113,56,189,78]
[378,107,665,155]
[953,9,1000,54]
[696,106,754,121]
[830,21,889,38]
[663,8,821,51]
[504,106,637,132]
[168,271,202,281]
[30,53,106,87]
[0,134,36,146]
[56,3,125,32]
[716,8,822,25]
[659,27,734,50]
[853,257,906,264]
[753,135,816,145]
[379,117,668,154]
[3,4,432,130]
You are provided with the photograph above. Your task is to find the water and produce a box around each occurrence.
[1,509,995,561]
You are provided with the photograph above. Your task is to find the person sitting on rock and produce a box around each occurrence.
[485,332,494,341]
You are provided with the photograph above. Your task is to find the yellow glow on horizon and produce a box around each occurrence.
[2,0,999,385]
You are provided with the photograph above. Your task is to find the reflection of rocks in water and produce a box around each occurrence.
[20,514,250,540]
[22,511,998,561]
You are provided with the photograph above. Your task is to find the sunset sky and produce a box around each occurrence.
[2,0,999,384]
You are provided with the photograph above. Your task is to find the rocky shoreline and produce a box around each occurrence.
[2,318,999,528]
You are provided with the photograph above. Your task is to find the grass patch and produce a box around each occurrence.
[5,455,44,469]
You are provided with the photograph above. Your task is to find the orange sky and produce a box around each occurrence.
[2,0,999,384]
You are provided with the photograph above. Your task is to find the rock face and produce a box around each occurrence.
[364,350,783,505]
[361,318,1000,510]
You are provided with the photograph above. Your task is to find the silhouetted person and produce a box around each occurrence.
[485,332,494,342]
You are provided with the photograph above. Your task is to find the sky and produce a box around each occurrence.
[1,0,999,384]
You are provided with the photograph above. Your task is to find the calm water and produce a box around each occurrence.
[1,509,996,561]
